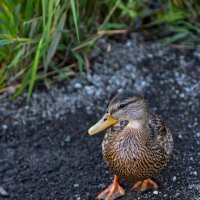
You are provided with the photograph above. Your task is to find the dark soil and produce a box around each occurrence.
[0,34,200,200]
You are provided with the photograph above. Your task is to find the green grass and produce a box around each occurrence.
[0,0,200,100]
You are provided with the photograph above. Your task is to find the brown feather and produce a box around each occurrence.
[102,113,173,181]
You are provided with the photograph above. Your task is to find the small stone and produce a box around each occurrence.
[193,171,198,176]
[74,183,79,188]
[6,86,16,94]
[42,112,46,118]
[126,41,132,47]
[98,183,105,189]
[55,113,60,119]
[0,186,8,196]
[194,50,200,58]
[172,176,176,182]
[64,135,71,143]
[175,192,180,197]
[147,53,153,58]
[74,83,82,89]
[196,132,200,137]
[178,134,183,139]
[107,43,111,52]
[153,190,158,195]
[125,64,133,71]
[84,86,95,95]
[2,125,8,130]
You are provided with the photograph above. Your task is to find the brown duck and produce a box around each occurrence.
[88,90,173,200]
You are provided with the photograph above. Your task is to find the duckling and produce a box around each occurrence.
[88,90,173,200]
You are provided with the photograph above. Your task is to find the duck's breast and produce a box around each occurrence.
[102,129,170,180]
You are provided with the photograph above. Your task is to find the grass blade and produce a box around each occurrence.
[27,37,43,101]
[73,51,84,74]
[70,0,79,42]
[45,13,66,69]
[13,68,31,98]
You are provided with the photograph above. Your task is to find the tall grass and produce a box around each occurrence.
[0,0,200,100]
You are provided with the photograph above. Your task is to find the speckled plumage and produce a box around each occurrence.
[102,105,173,181]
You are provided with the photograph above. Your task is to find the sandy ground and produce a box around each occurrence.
[0,34,200,200]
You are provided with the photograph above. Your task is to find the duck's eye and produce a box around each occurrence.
[119,104,126,109]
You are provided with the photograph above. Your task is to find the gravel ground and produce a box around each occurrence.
[0,34,200,200]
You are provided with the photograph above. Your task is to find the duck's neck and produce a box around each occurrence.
[127,119,147,129]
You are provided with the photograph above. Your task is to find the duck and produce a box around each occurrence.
[88,90,173,200]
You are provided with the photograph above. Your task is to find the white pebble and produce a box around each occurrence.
[64,135,71,142]
[193,171,198,176]
[172,176,176,182]
[178,134,183,139]
[147,53,153,58]
[190,157,194,161]
[0,186,8,196]
[126,41,132,47]
[74,83,82,89]
[153,190,158,195]
[2,124,8,130]
[196,132,200,137]
[74,183,79,188]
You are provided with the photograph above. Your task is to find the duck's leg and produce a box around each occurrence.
[132,178,158,192]
[132,180,142,190]
[96,175,125,200]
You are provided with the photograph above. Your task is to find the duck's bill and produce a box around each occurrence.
[88,114,118,136]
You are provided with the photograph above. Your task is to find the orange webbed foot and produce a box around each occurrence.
[97,175,125,200]
[132,178,158,192]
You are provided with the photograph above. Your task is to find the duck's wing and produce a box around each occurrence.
[148,113,173,155]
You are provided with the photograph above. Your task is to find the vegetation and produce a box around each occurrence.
[0,0,199,100]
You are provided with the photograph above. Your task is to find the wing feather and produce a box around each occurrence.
[148,113,173,155]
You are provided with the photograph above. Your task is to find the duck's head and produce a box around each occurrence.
[88,90,149,136]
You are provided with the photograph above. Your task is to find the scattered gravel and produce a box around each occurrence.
[0,33,200,200]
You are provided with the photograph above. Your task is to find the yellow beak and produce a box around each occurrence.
[88,113,118,136]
